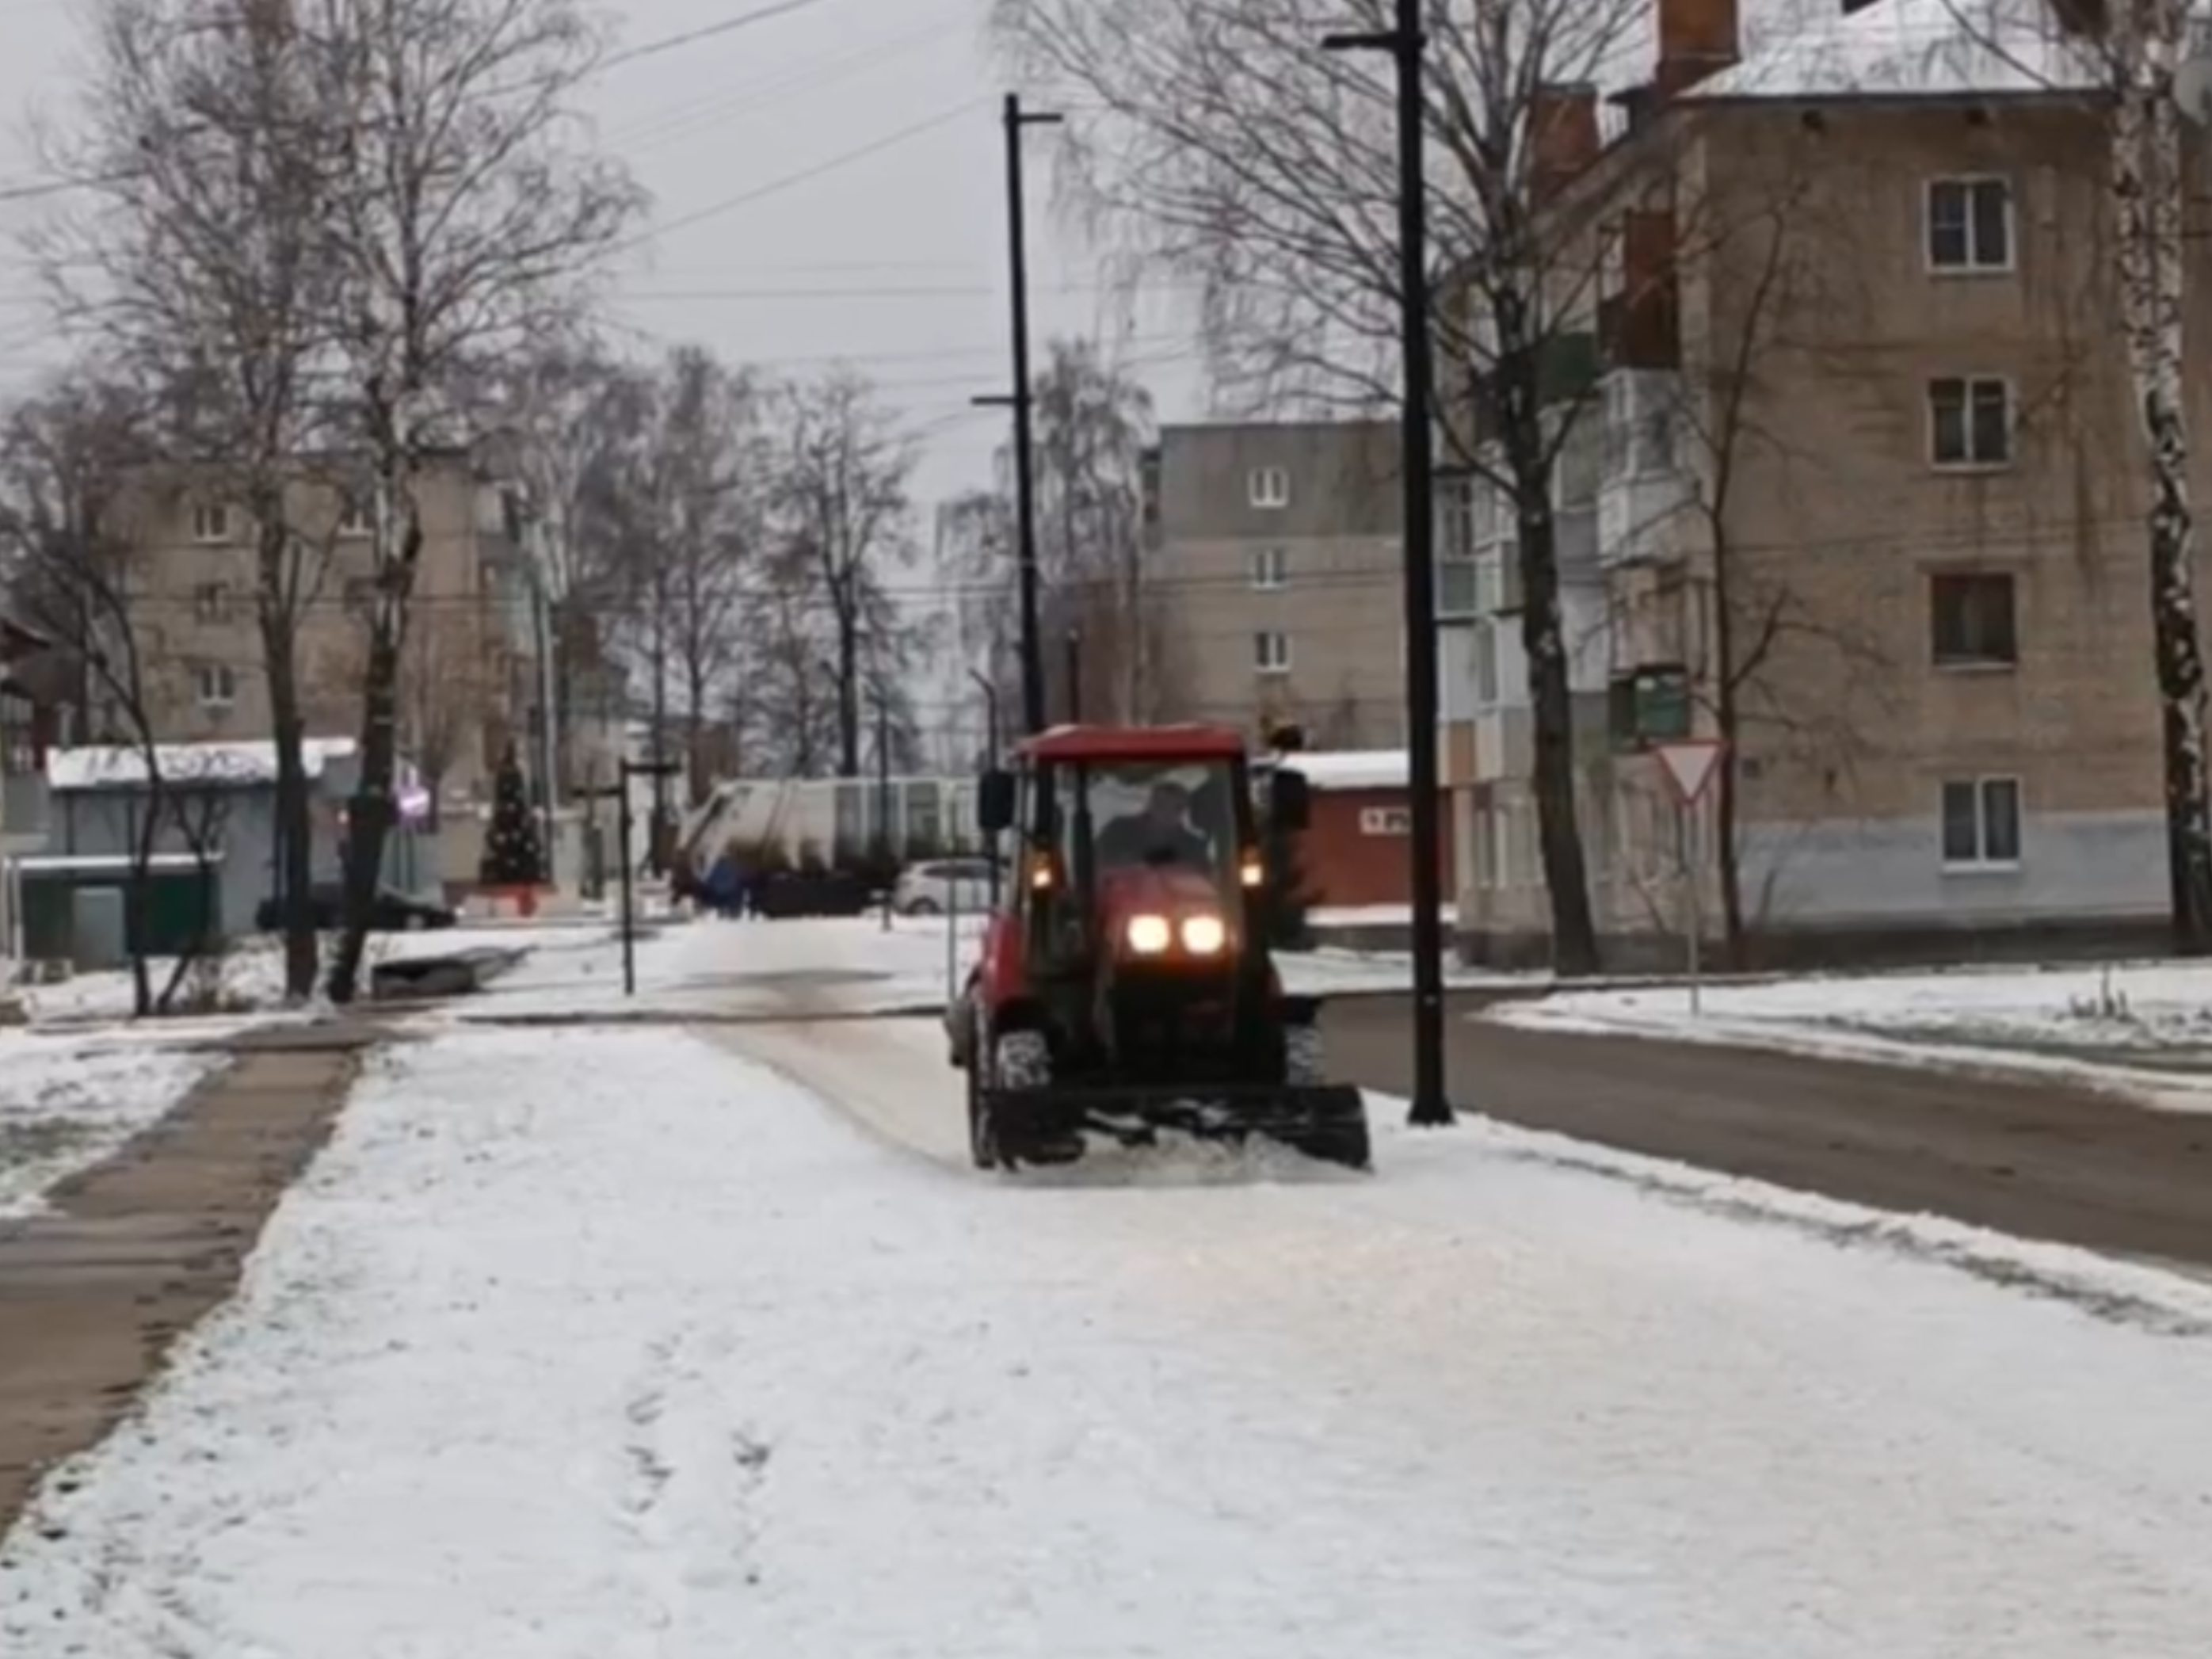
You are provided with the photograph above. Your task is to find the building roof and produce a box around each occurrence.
[1281,749,1409,791]
[48,738,360,792]
[1686,0,2096,103]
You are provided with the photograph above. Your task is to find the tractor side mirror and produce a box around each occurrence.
[1269,767,1311,833]
[976,768,1016,834]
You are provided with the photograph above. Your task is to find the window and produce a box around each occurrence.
[1925,177,2012,273]
[338,494,373,536]
[1438,551,1478,619]
[192,581,233,624]
[1553,415,1600,508]
[1928,376,2012,468]
[1248,466,1290,509]
[1472,620,1501,705]
[190,502,232,543]
[1941,776,2021,868]
[193,663,238,709]
[1929,571,2017,667]
[1253,630,1291,674]
[1250,546,1287,589]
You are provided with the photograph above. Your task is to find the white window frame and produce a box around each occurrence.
[1928,375,2013,471]
[1939,775,2022,871]
[1924,176,2014,276]
[1253,629,1292,675]
[1248,466,1290,509]
[337,494,373,537]
[1250,545,1288,590]
[190,502,233,543]
[193,662,238,710]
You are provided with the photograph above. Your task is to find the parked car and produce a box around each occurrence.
[255,883,457,933]
[892,857,998,917]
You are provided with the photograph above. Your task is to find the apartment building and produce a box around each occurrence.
[114,450,543,817]
[1143,421,1405,748]
[1,611,58,966]
[1442,0,2206,965]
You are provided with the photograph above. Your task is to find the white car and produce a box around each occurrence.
[893,857,999,916]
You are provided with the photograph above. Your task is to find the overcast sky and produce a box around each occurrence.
[0,0,1207,517]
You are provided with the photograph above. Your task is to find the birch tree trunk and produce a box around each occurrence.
[2112,0,2212,953]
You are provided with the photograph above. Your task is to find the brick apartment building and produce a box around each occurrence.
[1142,421,1405,748]
[1445,0,2199,963]
[105,450,546,818]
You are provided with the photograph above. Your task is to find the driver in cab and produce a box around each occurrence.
[1096,780,1213,870]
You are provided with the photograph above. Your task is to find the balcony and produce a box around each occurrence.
[1596,368,1695,569]
[1,772,48,850]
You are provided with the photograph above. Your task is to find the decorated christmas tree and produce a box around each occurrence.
[479,744,544,887]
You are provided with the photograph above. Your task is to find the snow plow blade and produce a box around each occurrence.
[984,1082,1372,1171]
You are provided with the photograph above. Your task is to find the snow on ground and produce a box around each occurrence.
[425,911,1515,1026]
[0,1037,219,1219]
[10,924,619,1027]
[5,1024,2211,1655]
[1491,959,2212,1112]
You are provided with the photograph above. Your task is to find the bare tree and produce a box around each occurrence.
[993,0,1670,972]
[310,602,496,827]
[952,338,1170,724]
[766,369,921,777]
[308,0,643,1002]
[0,379,176,1016]
[35,0,354,1001]
[1596,128,1897,966]
[1931,3,2212,948]
[486,330,620,788]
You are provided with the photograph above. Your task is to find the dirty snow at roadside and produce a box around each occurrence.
[6,1025,2211,1657]
[1490,961,2212,1111]
[0,1039,217,1219]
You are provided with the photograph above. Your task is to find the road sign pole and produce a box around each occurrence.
[1684,796,1702,1016]
[1653,738,1726,1018]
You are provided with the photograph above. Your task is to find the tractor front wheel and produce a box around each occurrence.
[965,1058,1000,1169]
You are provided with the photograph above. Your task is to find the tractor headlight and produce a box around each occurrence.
[1124,913,1173,954]
[1180,914,1226,955]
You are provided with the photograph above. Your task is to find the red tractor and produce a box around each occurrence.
[945,723,1371,1171]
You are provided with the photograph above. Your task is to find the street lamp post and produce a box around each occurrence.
[971,92,1064,738]
[584,754,681,997]
[1324,0,1451,1128]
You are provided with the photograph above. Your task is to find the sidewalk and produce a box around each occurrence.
[0,1023,379,1535]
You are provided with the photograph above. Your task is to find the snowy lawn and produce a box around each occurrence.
[12,925,617,1027]
[4,1024,2210,1655]
[0,1036,219,1219]
[1491,959,2212,1111]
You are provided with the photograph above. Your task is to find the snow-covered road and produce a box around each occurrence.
[6,1011,2212,1656]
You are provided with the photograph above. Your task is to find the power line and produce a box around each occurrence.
[0,0,850,207]
[618,99,983,250]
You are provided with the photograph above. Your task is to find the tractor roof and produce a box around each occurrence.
[1017,723,1250,763]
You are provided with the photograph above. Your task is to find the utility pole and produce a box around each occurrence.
[1063,629,1082,724]
[970,92,1062,738]
[1325,0,1451,1127]
[969,666,1003,907]
[875,694,894,932]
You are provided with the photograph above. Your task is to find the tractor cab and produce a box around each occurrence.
[955,723,1362,1173]
[974,724,1310,986]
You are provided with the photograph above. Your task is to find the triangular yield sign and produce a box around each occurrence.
[1654,740,1724,805]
